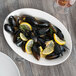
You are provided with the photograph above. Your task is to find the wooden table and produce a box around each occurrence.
[0,0,76,76]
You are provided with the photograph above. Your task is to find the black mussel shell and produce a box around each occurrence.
[13,29,21,43]
[16,38,23,46]
[14,29,21,36]
[46,32,54,40]
[13,35,17,43]
[38,28,50,35]
[37,38,46,49]
[57,31,64,40]
[37,19,50,27]
[33,30,38,37]
[32,37,38,43]
[54,26,64,40]
[39,34,50,42]
[45,53,59,59]
[21,42,26,52]
[4,24,15,34]
[24,30,32,39]
[37,38,45,45]
[54,43,65,56]
[63,45,69,51]
[32,43,40,60]
[20,15,38,26]
[8,16,17,27]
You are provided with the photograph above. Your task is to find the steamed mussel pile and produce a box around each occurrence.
[4,15,69,60]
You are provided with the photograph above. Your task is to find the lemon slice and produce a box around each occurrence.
[20,22,32,31]
[20,33,28,41]
[43,40,54,55]
[39,46,45,58]
[54,33,66,45]
[25,39,34,54]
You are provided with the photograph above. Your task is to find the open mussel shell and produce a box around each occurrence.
[32,43,40,60]
[4,24,15,34]
[14,16,21,26]
[8,16,17,27]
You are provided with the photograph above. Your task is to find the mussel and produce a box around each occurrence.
[37,38,45,45]
[21,42,26,52]
[45,43,68,59]
[32,43,40,60]
[54,26,64,40]
[24,30,32,39]
[45,53,59,59]
[54,43,66,56]
[4,24,15,34]
[32,37,38,43]
[37,19,50,27]
[8,16,17,27]
[13,29,21,43]
[38,28,50,36]
[14,16,21,26]
[16,38,23,46]
[37,38,46,49]
[20,15,38,26]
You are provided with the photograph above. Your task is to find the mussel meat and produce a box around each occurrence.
[4,24,15,34]
[32,43,40,60]
[8,16,17,27]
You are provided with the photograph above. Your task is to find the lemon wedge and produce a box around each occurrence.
[25,39,34,54]
[39,46,45,58]
[43,40,54,55]
[39,46,43,52]
[20,33,28,41]
[20,22,32,31]
[54,33,66,45]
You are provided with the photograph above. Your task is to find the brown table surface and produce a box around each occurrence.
[0,0,76,76]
